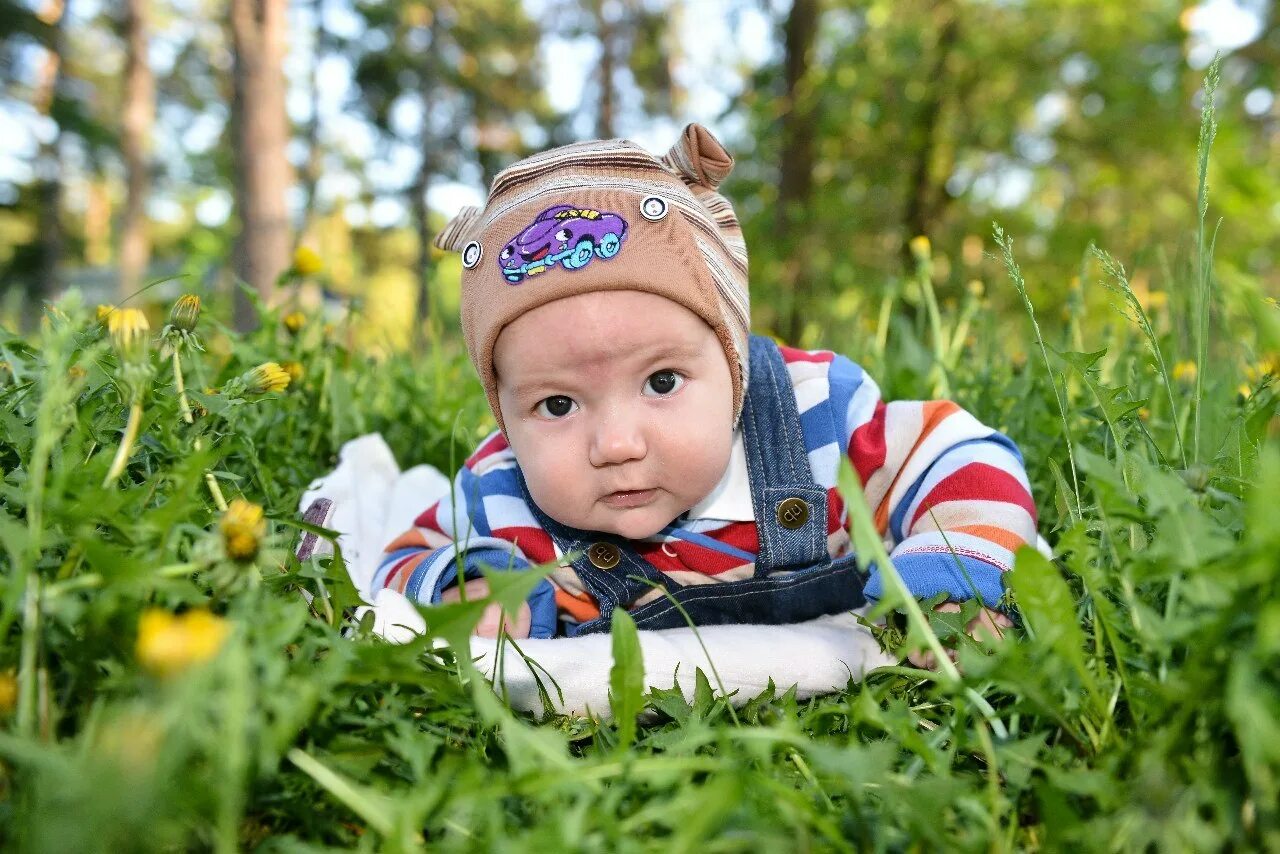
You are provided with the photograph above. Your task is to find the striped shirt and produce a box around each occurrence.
[372,345,1038,634]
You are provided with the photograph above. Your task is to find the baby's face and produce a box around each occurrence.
[494,290,735,541]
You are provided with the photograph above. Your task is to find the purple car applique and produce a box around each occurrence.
[498,204,629,284]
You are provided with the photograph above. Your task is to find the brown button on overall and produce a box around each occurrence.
[776,497,810,530]
[587,542,621,570]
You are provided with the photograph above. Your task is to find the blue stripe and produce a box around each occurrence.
[827,355,863,455]
[799,402,838,454]
[458,467,491,537]
[660,526,756,562]
[480,465,524,498]
[864,551,1006,609]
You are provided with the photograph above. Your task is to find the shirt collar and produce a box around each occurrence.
[683,429,755,523]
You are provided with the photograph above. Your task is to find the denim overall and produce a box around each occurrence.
[520,335,867,636]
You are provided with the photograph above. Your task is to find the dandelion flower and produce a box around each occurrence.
[1144,291,1168,311]
[966,280,985,298]
[0,669,15,715]
[909,235,931,261]
[220,498,266,562]
[243,362,291,395]
[136,609,230,677]
[96,304,115,323]
[281,361,304,384]
[108,308,150,361]
[1172,360,1197,383]
[282,311,307,334]
[292,246,323,276]
[169,294,201,333]
[1238,384,1253,400]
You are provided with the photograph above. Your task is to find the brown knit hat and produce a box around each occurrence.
[435,123,750,433]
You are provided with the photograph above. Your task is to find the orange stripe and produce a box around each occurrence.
[555,587,601,622]
[389,552,431,593]
[952,524,1025,553]
[873,401,961,535]
[384,529,429,551]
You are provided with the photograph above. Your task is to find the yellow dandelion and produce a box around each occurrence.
[282,311,307,334]
[965,279,985,298]
[292,246,323,276]
[0,669,16,715]
[1138,407,1151,421]
[136,609,230,678]
[220,498,266,562]
[1172,360,1197,383]
[1238,383,1253,400]
[281,361,304,384]
[108,308,150,359]
[96,304,115,323]
[244,362,291,395]
[1245,355,1278,383]
[908,235,931,261]
[68,365,87,383]
[1144,291,1168,311]
[169,294,201,333]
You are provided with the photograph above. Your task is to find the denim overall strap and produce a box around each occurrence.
[516,470,672,625]
[740,335,830,573]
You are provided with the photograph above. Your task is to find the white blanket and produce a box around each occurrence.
[299,434,896,717]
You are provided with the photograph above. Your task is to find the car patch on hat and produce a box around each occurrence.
[497,204,629,284]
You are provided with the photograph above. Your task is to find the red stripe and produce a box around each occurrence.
[849,400,887,485]
[465,432,509,469]
[909,463,1037,530]
[491,526,556,564]
[826,487,845,535]
[714,521,759,555]
[413,501,440,532]
[779,345,834,364]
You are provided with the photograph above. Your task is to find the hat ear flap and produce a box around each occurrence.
[434,205,483,252]
[662,123,734,190]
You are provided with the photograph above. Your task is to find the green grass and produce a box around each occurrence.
[2,67,1280,851]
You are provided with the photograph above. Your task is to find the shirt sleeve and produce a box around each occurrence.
[370,431,559,638]
[833,355,1038,608]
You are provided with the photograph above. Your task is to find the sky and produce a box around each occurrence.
[0,0,1268,237]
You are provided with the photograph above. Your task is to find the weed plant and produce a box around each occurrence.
[2,63,1279,851]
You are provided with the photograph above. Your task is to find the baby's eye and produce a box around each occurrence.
[643,370,684,397]
[535,395,577,419]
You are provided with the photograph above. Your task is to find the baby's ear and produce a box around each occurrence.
[661,123,734,190]
[434,205,483,252]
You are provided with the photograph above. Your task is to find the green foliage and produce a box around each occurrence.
[2,67,1280,851]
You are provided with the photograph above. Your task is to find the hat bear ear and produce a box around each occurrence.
[434,205,483,252]
[662,123,734,190]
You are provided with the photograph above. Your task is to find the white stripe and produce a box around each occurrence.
[482,494,539,531]
[808,441,840,489]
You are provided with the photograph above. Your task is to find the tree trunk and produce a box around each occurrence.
[230,0,292,330]
[411,13,441,340]
[592,0,615,138]
[33,0,68,316]
[297,0,326,245]
[119,0,155,299]
[900,1,959,270]
[777,0,819,343]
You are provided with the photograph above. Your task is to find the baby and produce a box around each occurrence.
[373,124,1034,650]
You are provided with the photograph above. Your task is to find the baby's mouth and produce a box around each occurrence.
[601,488,659,509]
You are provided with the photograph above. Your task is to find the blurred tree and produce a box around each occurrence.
[347,0,553,333]
[230,0,291,330]
[118,0,154,299]
[730,0,1279,347]
[33,0,69,309]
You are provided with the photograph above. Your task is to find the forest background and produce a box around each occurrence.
[2,0,1278,354]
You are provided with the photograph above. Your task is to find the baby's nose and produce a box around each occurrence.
[589,414,647,467]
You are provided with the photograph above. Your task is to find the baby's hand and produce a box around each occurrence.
[438,578,533,639]
[906,602,1012,670]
